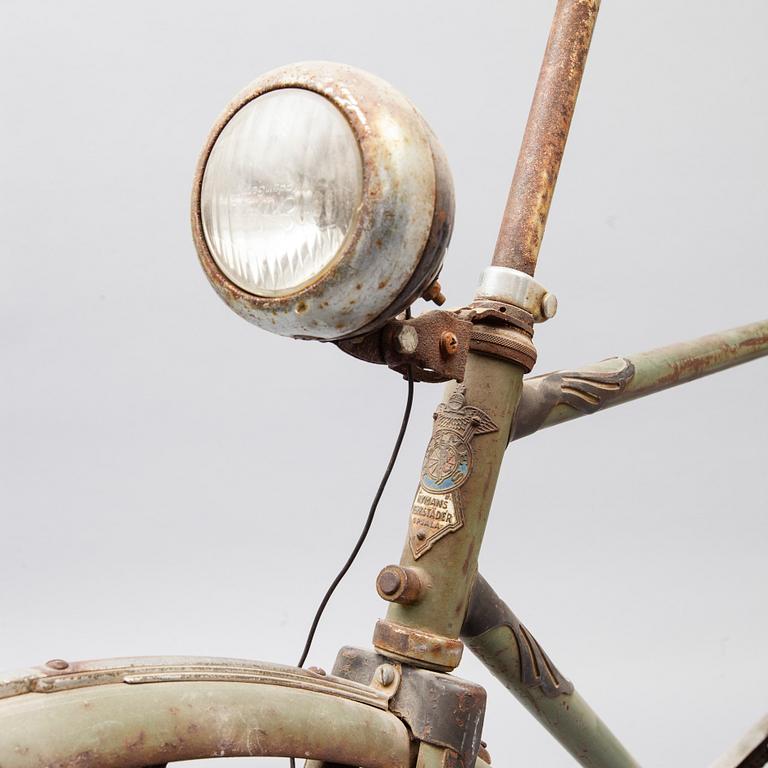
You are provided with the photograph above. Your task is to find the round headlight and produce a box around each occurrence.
[192,62,454,340]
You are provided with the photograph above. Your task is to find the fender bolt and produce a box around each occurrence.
[377,665,396,686]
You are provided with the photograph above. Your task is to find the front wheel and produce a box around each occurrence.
[0,656,412,768]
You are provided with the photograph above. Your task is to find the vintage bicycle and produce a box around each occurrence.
[1,1,766,767]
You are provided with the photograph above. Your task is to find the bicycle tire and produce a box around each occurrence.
[0,656,412,768]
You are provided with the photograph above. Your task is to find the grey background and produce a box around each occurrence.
[1,1,766,766]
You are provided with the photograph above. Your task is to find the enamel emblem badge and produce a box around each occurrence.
[409,385,498,558]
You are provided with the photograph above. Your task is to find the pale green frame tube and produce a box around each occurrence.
[462,575,640,768]
[511,319,768,442]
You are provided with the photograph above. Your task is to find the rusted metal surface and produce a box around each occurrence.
[461,578,640,768]
[376,565,426,605]
[459,298,538,372]
[337,297,544,382]
[469,325,537,372]
[462,574,573,698]
[338,309,473,383]
[423,279,447,306]
[510,319,768,442]
[0,656,387,707]
[0,656,412,768]
[373,619,464,671]
[333,647,486,768]
[192,61,454,341]
[492,0,601,276]
[458,300,535,336]
[709,714,768,768]
[441,331,460,356]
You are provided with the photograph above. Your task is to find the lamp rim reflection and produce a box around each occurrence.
[192,61,455,341]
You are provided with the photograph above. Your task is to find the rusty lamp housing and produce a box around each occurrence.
[192,62,455,341]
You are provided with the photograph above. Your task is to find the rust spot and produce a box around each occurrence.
[740,335,768,348]
[125,730,146,749]
[491,0,600,276]
[378,279,389,289]
[65,750,96,766]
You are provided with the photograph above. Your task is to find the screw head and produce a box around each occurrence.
[440,331,459,356]
[377,664,396,686]
[45,659,69,671]
[307,666,326,676]
[541,292,558,319]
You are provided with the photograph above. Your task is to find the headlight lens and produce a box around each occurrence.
[201,89,363,297]
[193,62,454,341]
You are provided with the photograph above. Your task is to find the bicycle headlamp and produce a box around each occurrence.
[192,62,454,340]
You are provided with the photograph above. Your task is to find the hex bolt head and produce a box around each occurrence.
[396,325,419,355]
[45,659,69,671]
[440,331,459,356]
[377,664,396,686]
[541,292,558,319]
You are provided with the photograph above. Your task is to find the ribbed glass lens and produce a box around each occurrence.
[201,88,363,297]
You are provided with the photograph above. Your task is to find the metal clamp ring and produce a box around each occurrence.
[475,266,557,322]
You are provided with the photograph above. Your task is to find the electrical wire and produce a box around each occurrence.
[289,342,415,768]
[296,364,414,668]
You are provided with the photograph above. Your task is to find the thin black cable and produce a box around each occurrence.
[295,364,414,669]
[289,315,415,768]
